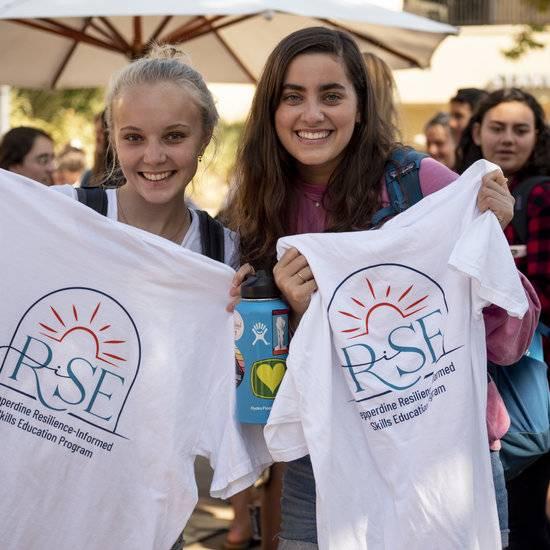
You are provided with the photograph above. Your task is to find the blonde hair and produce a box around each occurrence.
[105,44,219,141]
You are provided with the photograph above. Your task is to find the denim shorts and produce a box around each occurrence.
[279,455,318,545]
[279,453,508,548]
[490,450,509,548]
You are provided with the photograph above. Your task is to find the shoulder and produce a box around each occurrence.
[418,157,459,196]
[50,184,77,199]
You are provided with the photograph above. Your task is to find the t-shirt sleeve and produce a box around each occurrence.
[192,327,272,499]
[264,294,325,462]
[449,211,528,318]
[418,157,459,196]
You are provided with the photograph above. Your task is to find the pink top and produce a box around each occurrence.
[290,157,541,450]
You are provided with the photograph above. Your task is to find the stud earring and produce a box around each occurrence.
[198,154,203,162]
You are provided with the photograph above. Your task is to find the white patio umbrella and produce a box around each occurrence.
[0,1,457,88]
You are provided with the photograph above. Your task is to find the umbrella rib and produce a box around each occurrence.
[320,18,421,68]
[148,15,173,45]
[133,16,143,55]
[186,14,257,42]
[50,17,92,89]
[211,25,256,83]
[97,16,131,53]
[10,18,125,54]
[162,15,225,44]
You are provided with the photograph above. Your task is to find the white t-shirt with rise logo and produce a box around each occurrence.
[265,160,528,550]
[0,170,271,550]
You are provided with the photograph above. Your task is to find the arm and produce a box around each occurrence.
[524,183,550,325]
[484,272,541,365]
[419,158,540,363]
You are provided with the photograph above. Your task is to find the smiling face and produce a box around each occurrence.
[274,52,360,185]
[112,81,207,204]
[472,100,537,177]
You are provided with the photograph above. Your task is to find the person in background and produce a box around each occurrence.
[449,87,488,144]
[53,145,87,185]
[0,126,55,186]
[424,112,456,169]
[456,87,550,550]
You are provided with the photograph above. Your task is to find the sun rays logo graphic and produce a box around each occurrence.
[38,303,127,368]
[0,287,141,434]
[337,278,430,340]
[328,264,460,400]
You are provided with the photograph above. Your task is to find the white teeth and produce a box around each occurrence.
[141,171,172,181]
[297,130,330,140]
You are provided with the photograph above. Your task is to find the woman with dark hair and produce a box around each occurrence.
[456,87,550,550]
[226,28,540,549]
[0,126,55,185]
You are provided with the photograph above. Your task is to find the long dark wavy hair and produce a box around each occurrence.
[455,88,550,178]
[226,27,397,269]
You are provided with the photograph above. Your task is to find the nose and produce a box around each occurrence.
[300,99,325,125]
[501,128,514,144]
[143,140,167,164]
[46,158,56,173]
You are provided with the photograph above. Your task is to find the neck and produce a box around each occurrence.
[116,185,190,244]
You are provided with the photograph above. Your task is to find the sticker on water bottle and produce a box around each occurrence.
[272,308,289,355]
[234,310,244,341]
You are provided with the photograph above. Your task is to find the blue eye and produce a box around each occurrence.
[165,132,186,142]
[324,93,342,103]
[282,93,301,104]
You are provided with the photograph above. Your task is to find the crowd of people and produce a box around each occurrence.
[0,26,548,550]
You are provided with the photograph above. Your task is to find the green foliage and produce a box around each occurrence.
[502,0,550,60]
[189,121,245,213]
[503,24,546,60]
[9,87,104,164]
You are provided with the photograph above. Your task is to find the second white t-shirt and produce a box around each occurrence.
[265,160,527,550]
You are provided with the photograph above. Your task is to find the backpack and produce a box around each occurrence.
[76,187,226,263]
[488,175,550,480]
[371,147,428,227]
[374,156,550,479]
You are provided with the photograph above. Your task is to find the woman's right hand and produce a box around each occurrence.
[227,263,255,313]
[273,248,318,324]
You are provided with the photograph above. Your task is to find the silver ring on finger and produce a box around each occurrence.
[297,271,306,283]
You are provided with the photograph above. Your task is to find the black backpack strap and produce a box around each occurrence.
[511,176,549,244]
[195,209,226,263]
[371,147,428,227]
[76,187,108,216]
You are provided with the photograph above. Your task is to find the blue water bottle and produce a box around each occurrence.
[234,270,289,424]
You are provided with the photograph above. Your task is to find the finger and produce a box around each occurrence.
[295,266,314,283]
[232,263,254,288]
[285,254,309,277]
[226,296,240,313]
[276,247,301,269]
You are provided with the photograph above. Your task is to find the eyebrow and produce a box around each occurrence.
[282,83,347,92]
[488,120,532,128]
[119,123,191,131]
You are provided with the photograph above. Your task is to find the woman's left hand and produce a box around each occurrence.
[477,169,514,230]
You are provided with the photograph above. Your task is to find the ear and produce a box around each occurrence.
[472,122,481,146]
[355,110,361,124]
